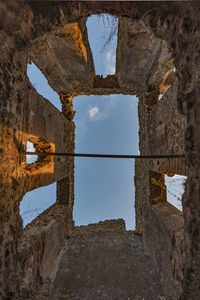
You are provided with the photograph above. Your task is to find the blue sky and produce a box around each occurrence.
[20,14,185,229]
[73,94,138,229]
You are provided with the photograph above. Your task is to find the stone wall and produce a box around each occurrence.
[0,1,75,298]
[48,220,171,300]
[30,19,95,95]
[135,75,186,296]
[141,4,200,298]
[148,78,187,176]
[116,17,171,99]
[17,203,73,299]
[0,1,200,299]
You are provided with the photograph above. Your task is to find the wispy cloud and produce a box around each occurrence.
[88,96,116,122]
[74,96,117,145]
[105,50,115,74]
[88,107,99,119]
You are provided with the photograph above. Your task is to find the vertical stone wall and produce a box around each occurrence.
[116,17,171,98]
[29,19,95,95]
[143,4,200,298]
[135,53,186,298]
[0,1,30,295]
[148,78,187,176]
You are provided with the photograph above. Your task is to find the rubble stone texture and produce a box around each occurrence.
[0,1,199,299]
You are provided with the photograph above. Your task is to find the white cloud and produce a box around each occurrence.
[75,96,117,145]
[105,50,115,74]
[88,96,116,122]
[88,107,99,119]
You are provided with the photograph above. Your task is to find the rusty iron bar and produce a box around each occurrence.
[24,151,185,159]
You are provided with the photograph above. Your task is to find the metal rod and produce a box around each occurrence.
[24,151,185,159]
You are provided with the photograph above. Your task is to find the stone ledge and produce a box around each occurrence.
[74,218,126,234]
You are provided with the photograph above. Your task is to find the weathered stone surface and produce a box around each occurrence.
[116,17,172,100]
[30,20,95,95]
[48,220,168,300]
[147,78,187,176]
[17,203,73,299]
[0,1,200,299]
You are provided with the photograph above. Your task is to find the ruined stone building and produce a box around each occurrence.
[0,1,200,299]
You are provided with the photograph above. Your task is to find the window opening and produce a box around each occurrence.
[20,182,56,228]
[27,62,61,111]
[165,174,187,211]
[73,94,139,230]
[86,14,118,76]
[26,141,37,164]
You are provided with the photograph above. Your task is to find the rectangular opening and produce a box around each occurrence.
[73,94,139,230]
[86,14,118,76]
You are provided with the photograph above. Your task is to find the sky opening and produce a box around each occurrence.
[165,174,187,211]
[86,14,118,76]
[73,94,139,230]
[26,141,38,164]
[27,62,61,111]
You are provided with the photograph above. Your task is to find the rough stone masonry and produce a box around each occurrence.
[0,1,200,299]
